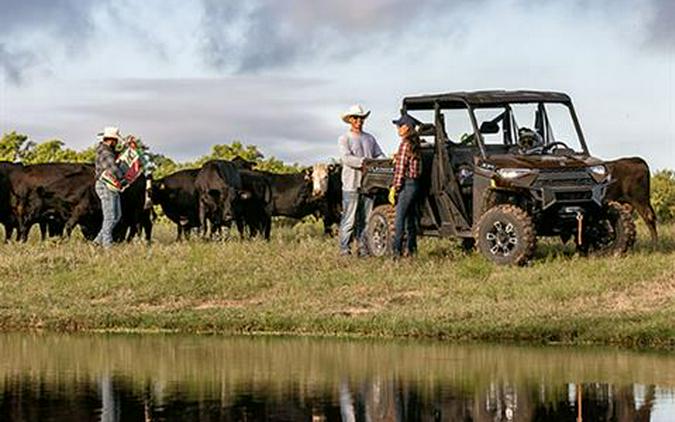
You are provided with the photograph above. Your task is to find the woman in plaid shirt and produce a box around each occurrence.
[390,113,422,258]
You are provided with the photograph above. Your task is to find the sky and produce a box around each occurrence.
[0,0,673,169]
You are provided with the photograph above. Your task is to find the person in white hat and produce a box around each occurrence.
[93,126,124,248]
[337,104,384,256]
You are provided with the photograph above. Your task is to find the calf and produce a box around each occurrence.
[605,157,658,244]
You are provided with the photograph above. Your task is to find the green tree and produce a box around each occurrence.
[3,134,306,176]
[195,141,263,166]
[0,132,30,162]
[75,146,97,163]
[193,141,302,173]
[22,139,81,164]
[652,170,675,223]
[255,156,302,174]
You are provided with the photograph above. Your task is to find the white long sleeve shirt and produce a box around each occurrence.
[338,130,384,192]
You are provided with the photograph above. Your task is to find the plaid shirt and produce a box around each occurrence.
[95,142,122,180]
[392,138,421,191]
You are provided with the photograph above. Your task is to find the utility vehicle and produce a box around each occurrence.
[362,90,634,265]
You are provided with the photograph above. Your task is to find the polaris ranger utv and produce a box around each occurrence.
[362,90,635,265]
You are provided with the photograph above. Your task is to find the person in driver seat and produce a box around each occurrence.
[517,127,544,151]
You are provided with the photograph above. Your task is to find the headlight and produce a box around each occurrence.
[589,165,607,177]
[588,165,609,182]
[496,168,534,179]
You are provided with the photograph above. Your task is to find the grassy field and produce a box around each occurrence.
[0,220,673,349]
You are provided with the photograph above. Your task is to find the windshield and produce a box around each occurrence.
[472,102,585,156]
[404,101,586,157]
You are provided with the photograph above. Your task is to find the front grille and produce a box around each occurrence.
[555,191,593,201]
[533,169,594,188]
[534,168,599,208]
[536,178,594,187]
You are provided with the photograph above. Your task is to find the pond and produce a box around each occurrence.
[0,333,673,421]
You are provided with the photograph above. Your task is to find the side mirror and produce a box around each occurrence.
[480,121,500,134]
[417,123,435,136]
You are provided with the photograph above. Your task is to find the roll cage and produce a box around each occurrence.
[400,90,590,158]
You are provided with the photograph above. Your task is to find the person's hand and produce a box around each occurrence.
[361,158,372,172]
[388,187,397,205]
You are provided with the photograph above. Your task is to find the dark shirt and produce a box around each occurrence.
[95,142,122,180]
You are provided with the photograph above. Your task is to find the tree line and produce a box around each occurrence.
[1,131,674,223]
[0,131,303,178]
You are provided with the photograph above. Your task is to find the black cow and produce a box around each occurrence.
[316,164,342,235]
[238,169,273,239]
[606,157,658,244]
[235,165,334,238]
[8,163,100,241]
[151,168,200,240]
[8,163,150,243]
[254,169,321,218]
[0,162,22,241]
[195,160,243,237]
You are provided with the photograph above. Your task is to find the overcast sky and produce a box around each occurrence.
[0,0,673,169]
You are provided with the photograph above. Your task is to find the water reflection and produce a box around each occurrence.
[0,334,672,421]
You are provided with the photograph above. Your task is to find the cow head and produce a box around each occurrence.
[231,156,256,170]
[220,186,239,223]
[310,163,331,197]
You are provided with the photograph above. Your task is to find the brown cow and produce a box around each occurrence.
[605,157,657,244]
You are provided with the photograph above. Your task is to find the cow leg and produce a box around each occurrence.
[65,201,90,240]
[126,223,138,242]
[64,217,78,239]
[211,222,221,240]
[199,204,208,238]
[39,221,47,241]
[235,218,246,239]
[2,223,12,243]
[263,215,271,241]
[636,203,658,244]
[51,220,65,239]
[142,216,153,244]
[20,223,32,242]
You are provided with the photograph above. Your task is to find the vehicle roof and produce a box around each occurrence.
[402,90,572,110]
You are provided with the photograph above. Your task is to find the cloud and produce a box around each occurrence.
[199,0,473,72]
[648,0,675,47]
[7,77,343,163]
[198,0,675,73]
[0,0,104,83]
[0,44,34,84]
[1,0,673,84]
[0,0,103,42]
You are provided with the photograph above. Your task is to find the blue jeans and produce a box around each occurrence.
[393,179,420,257]
[338,191,373,255]
[94,181,122,248]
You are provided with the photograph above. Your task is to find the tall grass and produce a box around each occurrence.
[0,220,673,349]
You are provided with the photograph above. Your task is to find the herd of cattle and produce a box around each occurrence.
[0,158,342,243]
[0,155,660,246]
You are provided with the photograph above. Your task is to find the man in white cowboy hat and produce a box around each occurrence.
[337,104,384,256]
[93,126,124,248]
